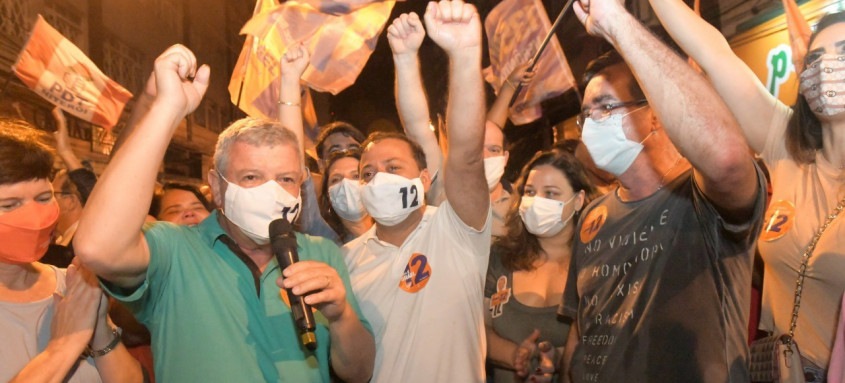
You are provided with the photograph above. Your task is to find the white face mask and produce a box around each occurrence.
[800,54,845,117]
[519,195,577,237]
[329,178,367,222]
[361,172,425,227]
[221,177,302,245]
[580,108,650,177]
[484,155,507,190]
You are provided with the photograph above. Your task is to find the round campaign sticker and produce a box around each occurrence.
[399,253,432,293]
[761,200,795,242]
[580,205,608,244]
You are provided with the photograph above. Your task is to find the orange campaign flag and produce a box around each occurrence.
[228,0,283,120]
[483,0,576,125]
[782,0,812,72]
[230,0,395,120]
[12,15,133,129]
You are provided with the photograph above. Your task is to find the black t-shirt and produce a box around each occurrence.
[485,248,570,383]
[562,168,765,383]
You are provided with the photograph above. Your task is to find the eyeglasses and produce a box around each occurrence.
[326,146,362,160]
[576,99,648,128]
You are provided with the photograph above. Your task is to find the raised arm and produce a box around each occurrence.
[277,46,342,242]
[74,45,210,287]
[574,0,759,216]
[389,12,443,178]
[648,0,782,153]
[487,61,534,128]
[424,0,488,229]
[52,108,84,171]
[112,73,156,156]
[278,44,309,165]
[52,108,97,204]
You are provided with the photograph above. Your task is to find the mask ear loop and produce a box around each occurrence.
[560,193,580,229]
[619,104,653,144]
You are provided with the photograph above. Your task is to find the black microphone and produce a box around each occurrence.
[269,219,317,351]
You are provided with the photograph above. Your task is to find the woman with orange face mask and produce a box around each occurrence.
[0,120,142,383]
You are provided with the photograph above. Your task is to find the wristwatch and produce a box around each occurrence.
[84,327,122,358]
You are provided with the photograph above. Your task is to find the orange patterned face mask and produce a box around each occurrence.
[800,54,845,117]
[0,200,59,264]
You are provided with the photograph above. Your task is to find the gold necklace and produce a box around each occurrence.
[657,157,684,190]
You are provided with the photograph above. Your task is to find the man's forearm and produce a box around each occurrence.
[395,54,432,135]
[328,307,375,383]
[443,47,489,229]
[601,11,752,189]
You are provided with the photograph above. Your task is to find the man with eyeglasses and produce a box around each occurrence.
[559,1,767,382]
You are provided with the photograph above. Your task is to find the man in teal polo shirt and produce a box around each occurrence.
[74,44,375,382]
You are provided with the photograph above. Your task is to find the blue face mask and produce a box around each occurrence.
[580,107,651,177]
[329,178,367,222]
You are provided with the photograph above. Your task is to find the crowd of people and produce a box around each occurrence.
[2,0,845,382]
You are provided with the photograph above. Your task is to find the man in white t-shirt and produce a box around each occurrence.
[342,1,491,382]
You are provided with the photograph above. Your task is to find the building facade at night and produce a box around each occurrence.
[0,0,252,183]
[2,0,844,183]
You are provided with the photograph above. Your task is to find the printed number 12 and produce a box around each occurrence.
[399,185,419,209]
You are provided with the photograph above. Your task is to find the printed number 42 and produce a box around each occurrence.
[399,185,419,209]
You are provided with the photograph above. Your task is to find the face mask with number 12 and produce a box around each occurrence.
[361,172,425,226]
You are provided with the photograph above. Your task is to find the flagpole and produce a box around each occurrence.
[508,0,575,107]
[235,43,255,109]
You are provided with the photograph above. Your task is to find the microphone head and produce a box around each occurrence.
[269,218,293,239]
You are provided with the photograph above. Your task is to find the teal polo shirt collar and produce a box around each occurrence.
[199,210,281,297]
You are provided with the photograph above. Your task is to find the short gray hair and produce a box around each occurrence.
[214,117,300,175]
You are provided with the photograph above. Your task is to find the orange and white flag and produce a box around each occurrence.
[230,0,395,120]
[483,0,575,125]
[228,0,282,120]
[782,0,812,72]
[12,15,133,129]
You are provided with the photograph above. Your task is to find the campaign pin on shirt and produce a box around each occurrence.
[490,275,511,319]
[580,205,608,244]
[399,253,432,293]
[761,200,795,242]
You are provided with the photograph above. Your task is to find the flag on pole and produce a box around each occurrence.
[483,0,576,125]
[782,0,812,72]
[228,0,282,120]
[12,15,133,129]
[229,0,395,120]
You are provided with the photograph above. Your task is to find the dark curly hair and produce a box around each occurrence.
[493,149,597,272]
